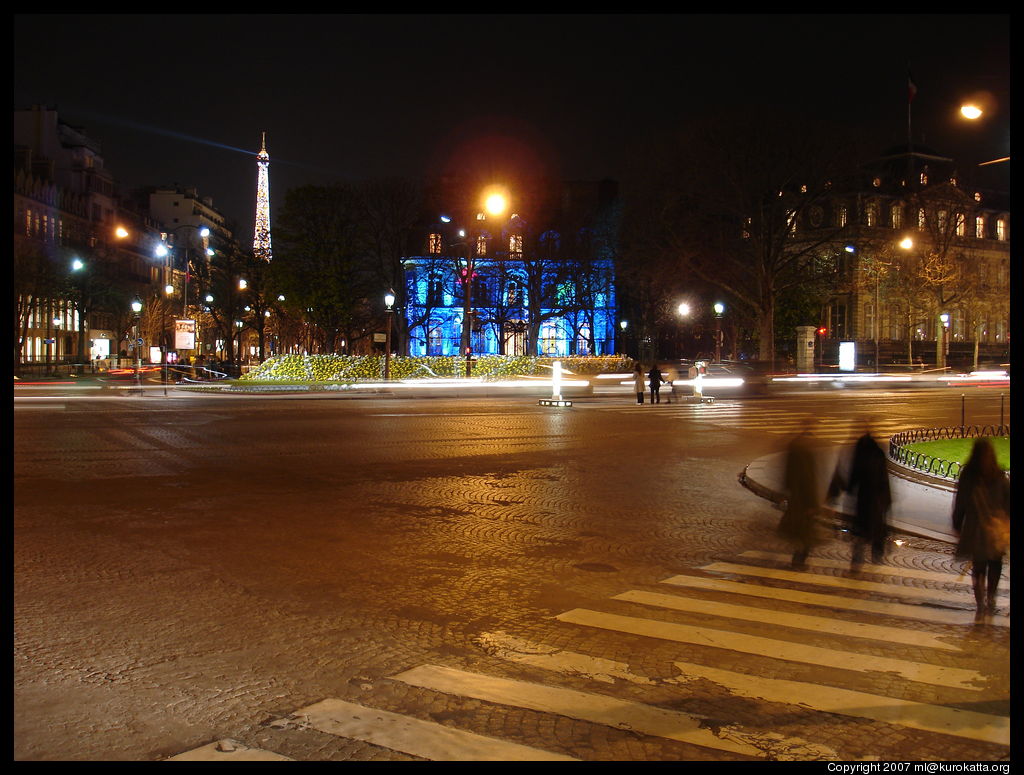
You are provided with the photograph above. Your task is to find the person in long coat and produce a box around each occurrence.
[846,426,892,569]
[632,364,645,404]
[952,438,1010,619]
[777,419,824,569]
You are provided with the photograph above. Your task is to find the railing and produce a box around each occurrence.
[888,425,1011,480]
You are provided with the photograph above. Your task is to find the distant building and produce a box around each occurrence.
[402,179,620,358]
[811,145,1010,369]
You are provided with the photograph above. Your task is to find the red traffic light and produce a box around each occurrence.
[817,327,827,336]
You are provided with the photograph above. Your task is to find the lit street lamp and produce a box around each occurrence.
[130,297,143,393]
[619,320,628,355]
[713,302,725,363]
[384,289,395,380]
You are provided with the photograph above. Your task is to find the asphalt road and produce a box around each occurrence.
[13,386,1011,761]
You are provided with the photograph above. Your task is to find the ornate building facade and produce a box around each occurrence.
[401,180,620,358]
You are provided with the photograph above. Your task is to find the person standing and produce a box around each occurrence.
[648,363,665,404]
[632,363,645,404]
[951,438,1010,620]
[844,423,892,570]
[777,419,824,569]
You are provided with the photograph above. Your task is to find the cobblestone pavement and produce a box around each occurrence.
[13,391,1010,761]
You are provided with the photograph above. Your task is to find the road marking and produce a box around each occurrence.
[556,609,983,689]
[612,589,961,652]
[659,575,1009,628]
[699,562,998,607]
[671,660,1010,747]
[167,739,293,761]
[736,550,1010,592]
[476,632,842,760]
[391,664,765,758]
[285,697,576,761]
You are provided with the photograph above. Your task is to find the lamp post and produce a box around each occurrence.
[939,312,950,370]
[677,303,690,360]
[384,289,395,380]
[131,297,143,393]
[713,302,725,363]
[70,257,87,367]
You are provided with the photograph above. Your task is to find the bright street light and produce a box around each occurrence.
[960,104,983,120]
[678,302,691,317]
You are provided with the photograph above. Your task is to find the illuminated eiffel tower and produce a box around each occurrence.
[252,131,272,261]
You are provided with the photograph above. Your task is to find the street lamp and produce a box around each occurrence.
[384,289,395,380]
[677,303,691,360]
[939,312,950,370]
[713,302,725,363]
[130,297,143,392]
[619,320,628,355]
[70,257,87,365]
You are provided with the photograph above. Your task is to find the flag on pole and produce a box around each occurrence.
[907,70,917,103]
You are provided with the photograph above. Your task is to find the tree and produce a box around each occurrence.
[623,110,863,367]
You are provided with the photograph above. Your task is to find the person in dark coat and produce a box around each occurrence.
[845,424,892,570]
[951,438,1010,619]
[777,419,824,569]
[648,364,665,404]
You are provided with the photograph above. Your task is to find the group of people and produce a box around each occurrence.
[633,363,676,404]
[776,420,1009,621]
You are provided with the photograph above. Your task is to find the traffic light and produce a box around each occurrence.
[817,327,827,336]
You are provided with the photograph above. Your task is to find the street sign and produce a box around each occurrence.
[373,333,386,343]
[175,319,196,350]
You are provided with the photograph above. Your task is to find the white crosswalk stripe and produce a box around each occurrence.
[169,549,1008,760]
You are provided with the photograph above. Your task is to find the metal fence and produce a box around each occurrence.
[888,425,1011,480]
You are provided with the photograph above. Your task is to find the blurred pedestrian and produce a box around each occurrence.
[648,363,665,404]
[664,366,678,403]
[777,419,824,569]
[842,422,893,570]
[633,363,645,404]
[951,438,1010,620]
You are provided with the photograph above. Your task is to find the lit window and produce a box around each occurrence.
[920,170,928,185]
[838,206,847,227]
[786,210,797,235]
[955,213,965,236]
[974,192,982,202]
[975,215,986,239]
[890,205,902,229]
[937,210,948,232]
[866,203,877,227]
[428,233,442,254]
[918,208,926,230]
[476,235,487,256]
[509,234,523,256]
[996,219,1007,241]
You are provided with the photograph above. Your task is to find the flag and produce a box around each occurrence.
[907,70,917,103]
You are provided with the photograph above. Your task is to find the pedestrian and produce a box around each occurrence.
[842,422,892,570]
[648,363,665,404]
[951,438,1010,620]
[664,367,678,403]
[777,419,824,569]
[633,363,645,404]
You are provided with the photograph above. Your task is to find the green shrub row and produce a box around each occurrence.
[240,354,634,382]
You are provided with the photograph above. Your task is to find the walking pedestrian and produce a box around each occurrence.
[841,422,893,570]
[663,367,678,403]
[777,419,824,569]
[633,363,645,404]
[951,438,1010,620]
[648,363,665,404]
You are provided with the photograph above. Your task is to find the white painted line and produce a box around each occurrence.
[167,739,293,761]
[700,562,992,606]
[672,660,1009,747]
[392,664,764,758]
[737,551,1010,591]
[287,697,576,761]
[556,609,983,690]
[660,575,1009,628]
[476,632,842,761]
[613,589,960,652]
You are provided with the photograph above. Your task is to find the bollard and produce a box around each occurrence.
[961,394,965,429]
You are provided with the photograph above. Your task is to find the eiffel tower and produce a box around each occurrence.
[253,132,272,261]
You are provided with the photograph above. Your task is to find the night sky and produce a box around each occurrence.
[14,14,1010,238]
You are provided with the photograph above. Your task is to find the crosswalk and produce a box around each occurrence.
[168,549,1009,761]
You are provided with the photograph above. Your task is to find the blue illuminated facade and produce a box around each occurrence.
[402,247,618,357]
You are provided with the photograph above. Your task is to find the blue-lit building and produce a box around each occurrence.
[401,180,620,357]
